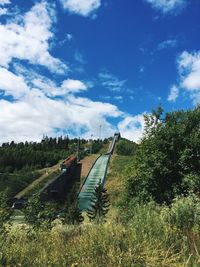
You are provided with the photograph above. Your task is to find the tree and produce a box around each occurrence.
[87,181,110,223]
[124,106,200,204]
[64,198,84,225]
[24,193,45,227]
[0,190,12,229]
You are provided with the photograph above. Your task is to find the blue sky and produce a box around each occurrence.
[0,0,199,143]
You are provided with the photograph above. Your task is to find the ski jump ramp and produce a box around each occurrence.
[78,133,120,211]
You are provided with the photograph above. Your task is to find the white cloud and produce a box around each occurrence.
[59,33,73,46]
[0,89,122,143]
[0,64,124,143]
[31,78,88,97]
[118,114,145,143]
[0,65,146,143]
[0,67,29,98]
[177,51,200,104]
[157,39,178,50]
[61,79,87,93]
[0,0,10,6]
[178,51,200,91]
[167,85,179,102]
[145,0,187,14]
[0,7,7,15]
[169,51,200,105]
[60,0,101,17]
[74,51,86,64]
[99,71,127,92]
[0,2,67,73]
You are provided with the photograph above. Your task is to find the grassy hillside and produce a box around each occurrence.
[1,107,200,266]
[0,152,200,267]
[1,152,200,266]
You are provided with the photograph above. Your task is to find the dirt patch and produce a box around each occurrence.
[79,154,99,182]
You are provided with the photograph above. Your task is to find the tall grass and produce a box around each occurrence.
[1,201,200,267]
[1,154,200,267]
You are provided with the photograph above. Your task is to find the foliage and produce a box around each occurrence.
[116,139,137,156]
[124,106,200,204]
[182,173,200,194]
[87,182,110,223]
[23,193,46,227]
[0,136,70,173]
[1,146,200,266]
[64,198,84,225]
[0,190,12,229]
[162,194,200,232]
[1,201,200,266]
[91,140,104,154]
[24,193,67,228]
[0,170,41,197]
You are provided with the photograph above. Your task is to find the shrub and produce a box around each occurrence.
[162,194,200,233]
[182,173,200,194]
[116,139,137,156]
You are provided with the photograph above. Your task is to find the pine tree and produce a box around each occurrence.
[87,181,110,223]
[65,198,84,225]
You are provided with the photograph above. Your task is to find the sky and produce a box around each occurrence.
[0,0,199,143]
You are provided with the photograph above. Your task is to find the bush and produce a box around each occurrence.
[91,140,103,154]
[182,173,200,194]
[116,139,137,156]
[162,194,200,232]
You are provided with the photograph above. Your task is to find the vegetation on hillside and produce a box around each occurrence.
[0,170,41,197]
[0,106,200,266]
[0,136,105,198]
[123,106,200,204]
[116,138,137,156]
[0,136,74,173]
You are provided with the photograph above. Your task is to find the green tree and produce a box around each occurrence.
[24,193,45,227]
[64,198,84,225]
[0,190,12,229]
[124,106,200,204]
[87,182,110,223]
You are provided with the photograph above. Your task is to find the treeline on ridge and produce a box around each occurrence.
[0,136,108,172]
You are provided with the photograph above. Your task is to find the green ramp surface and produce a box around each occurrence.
[78,154,110,211]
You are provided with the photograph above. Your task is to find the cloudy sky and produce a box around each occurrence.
[0,0,199,143]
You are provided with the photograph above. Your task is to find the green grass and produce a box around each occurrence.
[1,153,200,266]
[106,154,133,205]
[2,202,200,267]
[16,170,60,198]
[15,161,62,198]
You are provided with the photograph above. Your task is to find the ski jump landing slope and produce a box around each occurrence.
[78,133,120,211]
